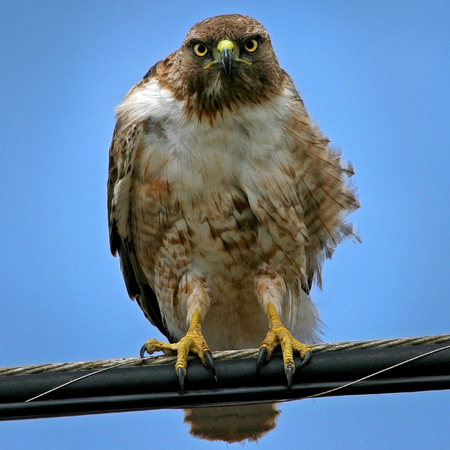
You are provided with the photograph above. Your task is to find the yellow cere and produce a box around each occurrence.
[217,39,235,54]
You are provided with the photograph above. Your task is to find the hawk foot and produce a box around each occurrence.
[257,303,311,390]
[140,310,216,392]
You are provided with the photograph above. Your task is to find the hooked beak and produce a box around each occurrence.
[203,39,252,74]
[218,40,236,77]
[219,47,234,77]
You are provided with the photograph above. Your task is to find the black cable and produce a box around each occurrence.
[1,344,449,421]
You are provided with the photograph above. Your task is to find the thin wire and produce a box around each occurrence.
[300,343,450,400]
[25,358,149,403]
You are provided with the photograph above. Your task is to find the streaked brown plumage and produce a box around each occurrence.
[108,14,359,443]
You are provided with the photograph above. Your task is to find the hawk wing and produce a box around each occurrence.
[107,116,173,342]
[243,77,359,293]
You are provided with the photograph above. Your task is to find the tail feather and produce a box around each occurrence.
[184,403,280,443]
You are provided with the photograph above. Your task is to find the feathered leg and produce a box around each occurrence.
[140,271,215,391]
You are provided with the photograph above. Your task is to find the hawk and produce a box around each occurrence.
[108,14,359,443]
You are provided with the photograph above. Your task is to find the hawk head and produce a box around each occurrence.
[148,14,285,122]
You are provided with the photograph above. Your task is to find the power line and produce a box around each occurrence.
[1,335,450,421]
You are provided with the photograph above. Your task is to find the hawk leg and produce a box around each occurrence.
[257,302,311,389]
[254,264,311,389]
[140,309,216,392]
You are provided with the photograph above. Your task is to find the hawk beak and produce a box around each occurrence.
[218,40,236,77]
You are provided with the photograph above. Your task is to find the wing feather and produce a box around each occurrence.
[107,120,173,341]
[243,83,359,293]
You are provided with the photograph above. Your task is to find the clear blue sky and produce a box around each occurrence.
[1,1,450,448]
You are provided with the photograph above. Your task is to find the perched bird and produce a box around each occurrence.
[107,14,359,443]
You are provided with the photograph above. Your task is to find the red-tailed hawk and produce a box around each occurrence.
[108,14,359,443]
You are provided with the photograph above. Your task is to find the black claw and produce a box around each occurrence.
[204,350,217,382]
[256,347,268,375]
[177,367,186,393]
[299,350,312,367]
[140,344,147,358]
[285,365,294,391]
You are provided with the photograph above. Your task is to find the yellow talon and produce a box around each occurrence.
[141,309,216,391]
[257,302,311,388]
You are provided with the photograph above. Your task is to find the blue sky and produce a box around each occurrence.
[1,1,450,448]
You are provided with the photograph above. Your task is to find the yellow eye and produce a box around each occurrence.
[193,43,208,57]
[244,39,258,52]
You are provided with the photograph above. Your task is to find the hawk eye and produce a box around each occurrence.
[193,43,208,57]
[244,39,258,53]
